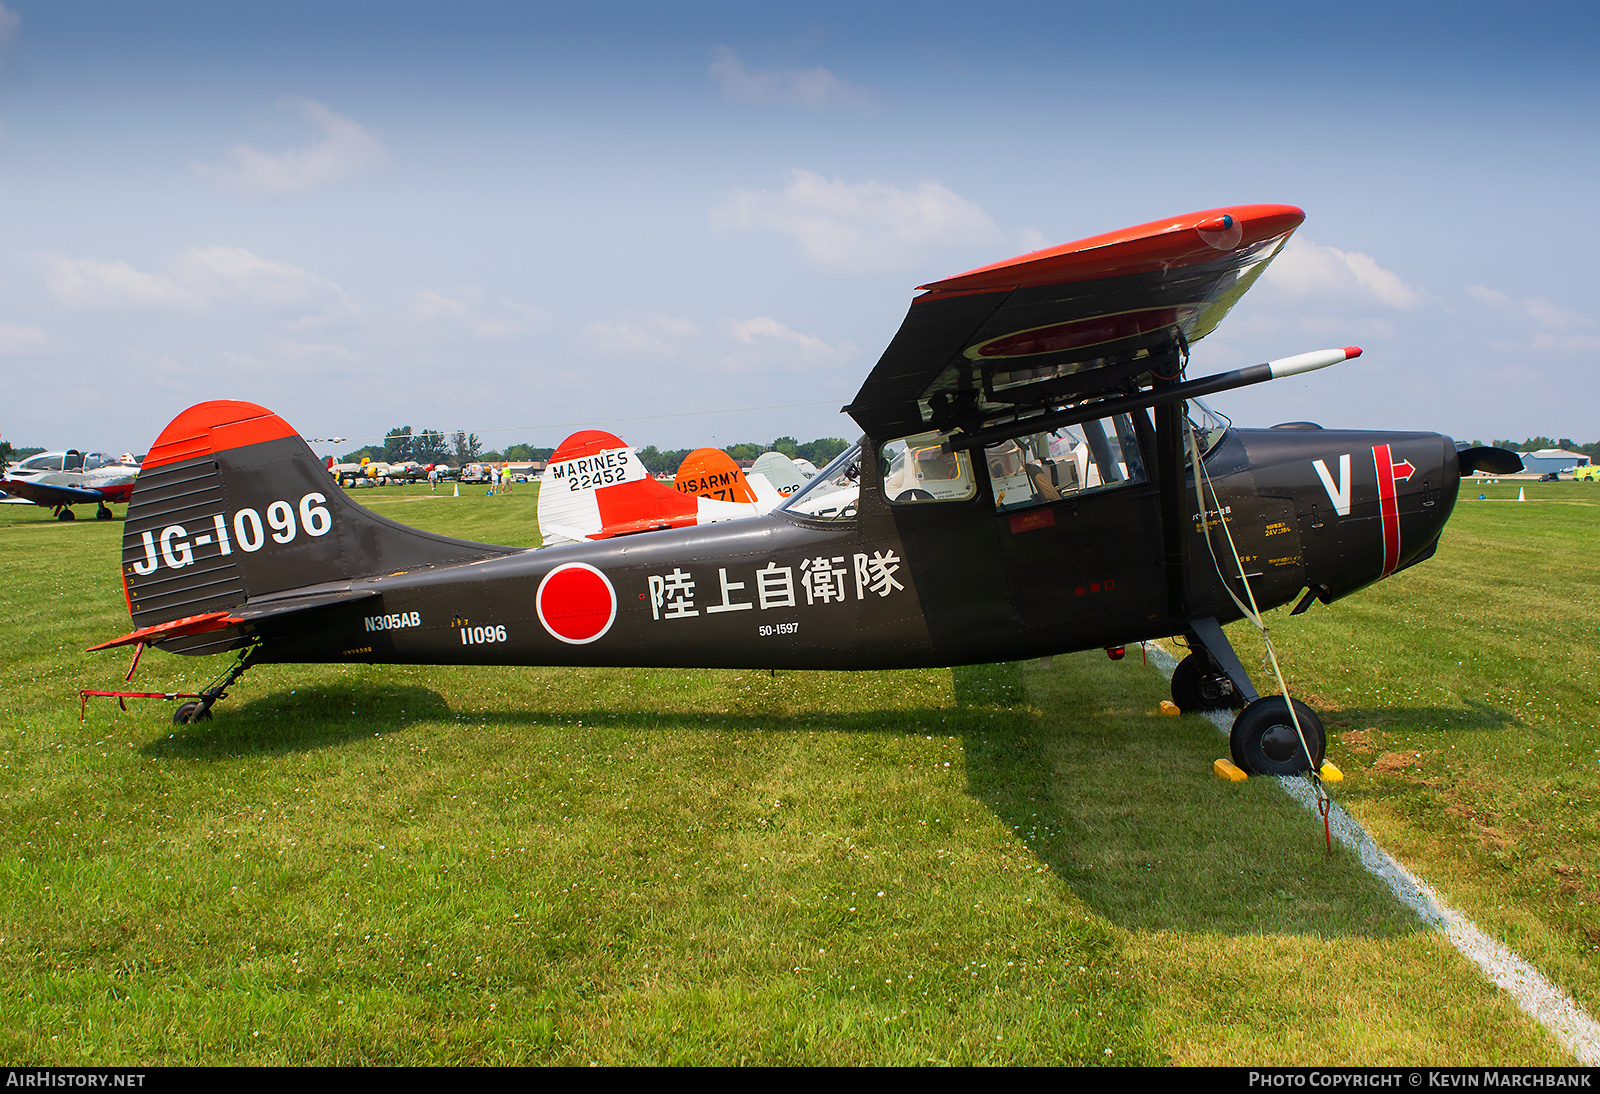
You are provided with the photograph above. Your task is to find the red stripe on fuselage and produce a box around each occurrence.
[1373,444,1401,577]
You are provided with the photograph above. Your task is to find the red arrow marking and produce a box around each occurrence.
[1391,458,1416,482]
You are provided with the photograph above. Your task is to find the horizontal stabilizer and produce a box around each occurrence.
[90,588,382,650]
[230,587,380,622]
[88,610,241,651]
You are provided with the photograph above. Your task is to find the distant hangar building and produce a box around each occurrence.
[1519,448,1593,475]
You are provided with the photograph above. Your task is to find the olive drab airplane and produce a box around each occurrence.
[89,204,1520,774]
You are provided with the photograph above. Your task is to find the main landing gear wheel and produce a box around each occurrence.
[1170,653,1243,712]
[96,504,114,520]
[1230,697,1324,776]
[56,508,75,521]
[173,702,213,726]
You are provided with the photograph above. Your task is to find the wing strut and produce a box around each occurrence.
[1149,343,1190,620]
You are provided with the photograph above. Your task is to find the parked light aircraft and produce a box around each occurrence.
[2,450,140,520]
[88,204,1520,775]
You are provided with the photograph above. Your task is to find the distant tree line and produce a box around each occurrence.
[1486,437,1600,461]
[341,429,850,473]
[633,436,850,474]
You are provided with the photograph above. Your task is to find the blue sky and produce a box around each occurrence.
[3,1,1597,457]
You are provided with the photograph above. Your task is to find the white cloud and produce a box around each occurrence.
[709,46,868,108]
[1466,284,1600,354]
[409,288,553,340]
[194,98,389,197]
[725,316,851,358]
[578,310,852,373]
[582,314,701,357]
[1260,237,1424,310]
[713,169,1003,272]
[174,246,349,311]
[716,316,856,372]
[0,321,44,355]
[45,257,206,310]
[45,247,349,316]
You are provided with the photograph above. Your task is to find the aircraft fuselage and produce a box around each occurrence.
[231,424,1459,670]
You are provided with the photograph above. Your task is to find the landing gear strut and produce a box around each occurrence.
[1170,652,1244,712]
[96,503,114,520]
[171,645,257,725]
[1181,615,1322,775]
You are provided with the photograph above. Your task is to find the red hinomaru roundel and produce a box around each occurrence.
[535,563,618,645]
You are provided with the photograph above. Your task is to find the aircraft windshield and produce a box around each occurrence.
[777,443,861,521]
[1187,397,1232,459]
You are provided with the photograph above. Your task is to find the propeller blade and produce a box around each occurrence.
[1455,445,1524,475]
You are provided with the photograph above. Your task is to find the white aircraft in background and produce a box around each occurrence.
[1,450,141,520]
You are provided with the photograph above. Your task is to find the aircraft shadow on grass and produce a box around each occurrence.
[1315,698,1521,737]
[145,666,1447,939]
[140,684,452,758]
[948,661,1433,939]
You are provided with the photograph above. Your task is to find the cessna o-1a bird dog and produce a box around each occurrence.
[90,204,1518,774]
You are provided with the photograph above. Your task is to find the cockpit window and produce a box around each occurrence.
[18,453,63,472]
[985,413,1148,511]
[881,432,977,504]
[777,443,861,521]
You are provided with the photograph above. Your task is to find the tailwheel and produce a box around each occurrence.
[173,701,213,726]
[1230,697,1324,776]
[1170,652,1243,712]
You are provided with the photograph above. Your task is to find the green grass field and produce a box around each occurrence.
[0,479,1592,1064]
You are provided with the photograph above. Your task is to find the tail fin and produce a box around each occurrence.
[750,450,808,497]
[121,400,514,650]
[673,448,758,503]
[537,430,697,544]
[536,431,781,545]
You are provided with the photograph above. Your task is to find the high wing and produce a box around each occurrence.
[844,204,1304,438]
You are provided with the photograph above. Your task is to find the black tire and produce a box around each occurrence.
[172,702,212,726]
[57,508,75,521]
[96,505,114,520]
[1170,653,1242,712]
[1230,697,1324,775]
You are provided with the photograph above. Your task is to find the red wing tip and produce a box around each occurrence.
[1344,346,1363,359]
[1196,214,1235,232]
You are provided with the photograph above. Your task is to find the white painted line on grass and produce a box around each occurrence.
[1143,643,1600,1065]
